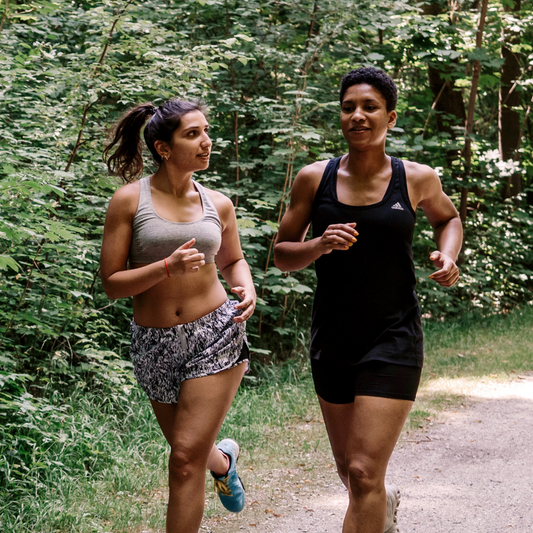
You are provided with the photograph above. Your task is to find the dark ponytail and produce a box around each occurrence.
[104,99,207,183]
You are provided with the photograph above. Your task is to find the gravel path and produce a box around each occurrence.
[202,374,533,533]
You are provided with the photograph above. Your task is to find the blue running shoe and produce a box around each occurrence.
[211,438,245,513]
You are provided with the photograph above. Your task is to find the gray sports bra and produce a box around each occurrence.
[129,177,222,264]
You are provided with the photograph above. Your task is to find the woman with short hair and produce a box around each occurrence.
[274,67,462,533]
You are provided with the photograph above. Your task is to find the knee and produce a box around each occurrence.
[333,455,349,486]
[346,459,380,495]
[168,446,202,483]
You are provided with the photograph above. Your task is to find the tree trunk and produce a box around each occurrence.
[427,67,466,138]
[423,2,466,166]
[460,0,489,224]
[499,0,522,199]
[0,0,9,33]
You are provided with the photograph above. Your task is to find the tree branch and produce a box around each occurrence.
[460,0,489,223]
[305,1,318,49]
[0,0,9,33]
[64,0,135,171]
[422,81,447,138]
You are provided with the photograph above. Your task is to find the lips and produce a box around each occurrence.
[349,127,369,132]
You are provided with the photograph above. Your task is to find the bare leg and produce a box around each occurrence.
[206,443,229,476]
[318,398,354,488]
[150,362,247,533]
[318,395,413,533]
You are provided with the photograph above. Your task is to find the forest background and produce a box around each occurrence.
[1,0,532,531]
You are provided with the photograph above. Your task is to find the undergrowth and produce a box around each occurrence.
[1,305,532,532]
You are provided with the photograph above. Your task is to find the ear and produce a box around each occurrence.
[154,139,170,159]
[387,110,397,130]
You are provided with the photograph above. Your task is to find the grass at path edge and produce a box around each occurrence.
[2,305,532,532]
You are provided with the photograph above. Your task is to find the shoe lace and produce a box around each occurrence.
[213,476,232,497]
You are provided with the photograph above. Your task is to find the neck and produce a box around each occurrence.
[342,148,390,180]
[151,166,195,196]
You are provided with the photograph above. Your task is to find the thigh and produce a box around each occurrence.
[151,362,247,456]
[318,397,354,464]
[346,395,413,478]
[348,362,420,471]
[318,395,412,484]
[315,360,420,472]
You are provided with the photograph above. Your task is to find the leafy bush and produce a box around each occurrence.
[1,0,532,495]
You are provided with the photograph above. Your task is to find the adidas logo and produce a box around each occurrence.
[391,202,404,211]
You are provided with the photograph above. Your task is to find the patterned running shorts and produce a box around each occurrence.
[130,299,249,404]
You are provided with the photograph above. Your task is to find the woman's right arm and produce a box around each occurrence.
[100,185,205,300]
[100,185,167,299]
[274,163,358,272]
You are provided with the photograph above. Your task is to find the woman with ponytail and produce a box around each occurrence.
[101,99,255,532]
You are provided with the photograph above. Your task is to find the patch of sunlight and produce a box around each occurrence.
[420,374,533,401]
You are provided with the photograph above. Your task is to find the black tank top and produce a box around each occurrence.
[310,156,423,367]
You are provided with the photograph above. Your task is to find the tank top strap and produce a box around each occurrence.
[140,176,151,190]
[193,180,221,226]
[313,157,342,208]
[136,176,151,211]
[390,157,416,217]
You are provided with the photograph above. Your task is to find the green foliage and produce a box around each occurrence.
[0,0,532,526]
[0,376,158,533]
[423,304,533,378]
[1,0,532,366]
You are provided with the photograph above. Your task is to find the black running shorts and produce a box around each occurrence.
[311,358,422,404]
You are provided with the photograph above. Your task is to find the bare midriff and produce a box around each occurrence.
[130,263,228,328]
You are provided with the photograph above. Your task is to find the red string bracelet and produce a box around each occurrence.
[164,258,171,277]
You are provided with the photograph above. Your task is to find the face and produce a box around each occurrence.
[340,84,396,151]
[156,110,212,172]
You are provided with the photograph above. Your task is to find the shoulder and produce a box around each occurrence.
[204,187,233,212]
[402,160,443,207]
[403,160,440,183]
[107,180,141,216]
[295,159,330,183]
[291,159,332,199]
[204,187,235,228]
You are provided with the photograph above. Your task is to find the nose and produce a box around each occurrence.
[351,106,365,121]
[201,131,212,148]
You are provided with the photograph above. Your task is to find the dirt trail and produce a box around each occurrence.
[202,374,533,533]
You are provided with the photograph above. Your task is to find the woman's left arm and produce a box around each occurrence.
[212,192,256,323]
[407,162,463,288]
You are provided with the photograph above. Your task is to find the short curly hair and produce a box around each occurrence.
[339,67,397,112]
